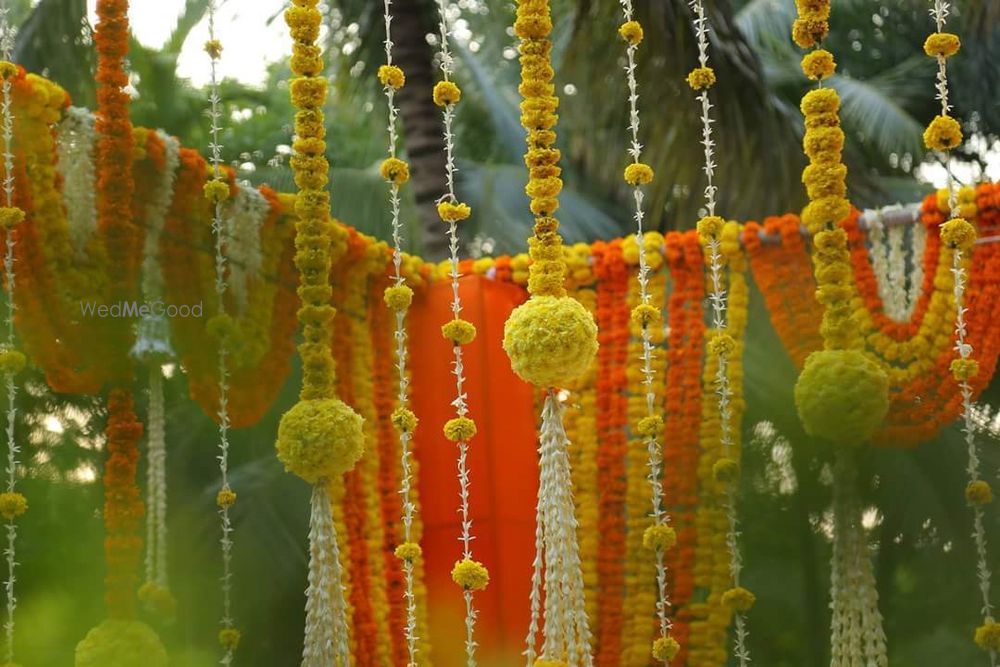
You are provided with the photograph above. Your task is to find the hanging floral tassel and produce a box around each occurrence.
[302,482,352,664]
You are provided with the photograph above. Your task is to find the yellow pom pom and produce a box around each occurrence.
[801,88,840,116]
[618,20,644,45]
[687,66,716,90]
[624,162,654,186]
[75,620,167,667]
[138,582,177,619]
[290,76,328,108]
[514,14,553,40]
[206,313,239,343]
[443,416,477,442]
[204,39,223,60]
[275,399,365,484]
[451,558,489,590]
[433,80,462,107]
[643,523,677,551]
[940,217,976,251]
[707,332,736,357]
[218,628,241,651]
[203,179,230,204]
[395,541,422,561]
[380,157,410,185]
[442,319,477,345]
[0,349,27,375]
[966,480,993,506]
[216,487,237,509]
[951,358,980,381]
[0,61,17,80]
[801,49,836,80]
[924,115,963,152]
[697,215,726,241]
[794,350,889,445]
[0,492,26,520]
[0,207,25,228]
[975,620,1000,651]
[391,407,418,433]
[636,415,663,438]
[631,303,661,329]
[384,285,414,312]
[722,586,756,612]
[924,32,960,58]
[378,64,406,90]
[438,201,472,223]
[713,457,740,483]
[802,196,851,233]
[503,296,599,388]
[652,636,681,661]
[792,18,828,48]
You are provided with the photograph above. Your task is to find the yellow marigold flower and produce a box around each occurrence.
[631,303,661,329]
[697,215,726,241]
[433,80,461,107]
[707,332,736,357]
[966,480,993,506]
[951,357,979,381]
[624,162,654,186]
[0,492,27,520]
[924,32,960,58]
[378,64,405,90]
[526,176,563,200]
[380,157,410,185]
[514,14,553,40]
[652,636,681,661]
[713,457,740,483]
[451,558,489,591]
[722,586,756,612]
[0,61,17,80]
[0,349,26,375]
[285,6,322,43]
[291,44,322,76]
[975,620,1000,651]
[801,88,840,116]
[216,487,237,509]
[618,20,644,45]
[384,285,414,312]
[794,349,889,445]
[802,196,851,232]
[642,523,677,551]
[395,541,422,561]
[218,628,241,651]
[391,407,418,433]
[687,66,716,90]
[801,49,836,80]
[795,0,830,19]
[442,319,477,345]
[290,76,327,108]
[206,313,238,343]
[275,398,365,483]
[940,217,976,250]
[792,18,828,48]
[438,201,472,223]
[203,179,230,204]
[0,207,24,229]
[924,114,963,152]
[443,416,477,442]
[636,415,663,438]
[204,39,223,60]
[75,619,167,666]
[503,296,599,388]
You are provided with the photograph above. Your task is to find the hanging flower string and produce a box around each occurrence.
[686,0,753,662]
[377,1,423,664]
[615,4,678,664]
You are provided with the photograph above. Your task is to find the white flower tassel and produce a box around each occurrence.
[302,483,351,667]
[56,108,98,256]
[144,366,169,591]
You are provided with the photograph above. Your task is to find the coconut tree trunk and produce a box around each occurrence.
[391,0,449,260]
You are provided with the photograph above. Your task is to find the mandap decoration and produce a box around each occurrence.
[0,0,994,665]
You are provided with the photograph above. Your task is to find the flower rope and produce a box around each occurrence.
[377,0,422,664]
[430,3,487,665]
[686,0,752,662]
[615,5,678,664]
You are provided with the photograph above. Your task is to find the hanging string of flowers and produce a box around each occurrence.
[429,2,489,663]
[277,1,364,664]
[615,5,678,663]
[377,0,423,664]
[504,1,599,665]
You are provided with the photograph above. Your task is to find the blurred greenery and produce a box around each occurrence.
[2,0,999,665]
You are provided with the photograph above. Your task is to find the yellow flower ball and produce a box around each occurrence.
[802,196,851,233]
[378,64,405,90]
[206,313,239,343]
[275,398,365,484]
[924,32,960,58]
[442,319,477,345]
[395,541,422,561]
[138,582,176,620]
[794,350,889,445]
[707,332,736,357]
[951,357,979,381]
[0,492,27,520]
[0,349,27,375]
[443,416,477,443]
[618,20,644,46]
[975,620,1000,651]
[652,636,681,661]
[0,207,25,228]
[216,487,237,509]
[451,558,489,591]
[631,303,661,329]
[503,296,599,388]
[966,480,993,506]
[940,217,976,251]
[722,586,756,612]
[924,115,963,152]
[0,61,17,80]
[792,18,828,48]
[391,407,418,433]
[624,162,654,186]
[204,39,223,60]
[643,523,678,551]
[433,80,462,107]
[514,14,553,40]
[438,201,472,223]
[290,76,328,109]
[713,457,740,483]
[203,179,230,204]
[636,415,664,438]
[380,157,410,185]
[75,620,167,667]
[801,88,840,116]
[697,215,726,241]
[801,49,836,80]
[687,66,716,90]
[218,628,241,651]
[384,285,414,312]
